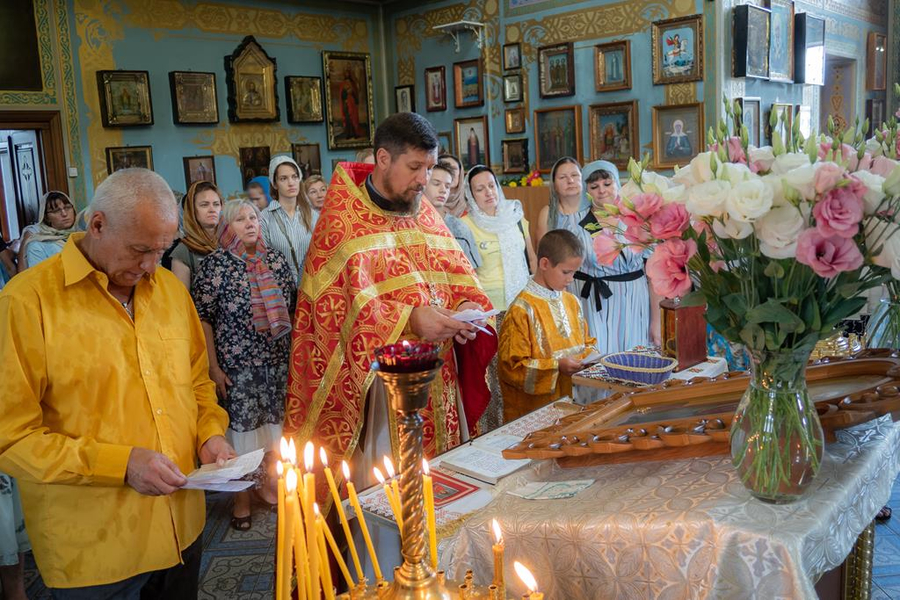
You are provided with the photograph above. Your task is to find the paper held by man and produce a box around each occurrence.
[182,448,265,492]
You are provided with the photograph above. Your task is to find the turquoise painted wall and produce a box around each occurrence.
[66,0,383,199]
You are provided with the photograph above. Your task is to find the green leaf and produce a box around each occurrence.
[745,299,804,328]
[740,323,766,351]
[801,296,822,333]
[823,297,867,327]
[763,261,785,278]
[723,292,749,316]
[679,290,706,307]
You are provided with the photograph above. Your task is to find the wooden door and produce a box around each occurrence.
[9,130,44,231]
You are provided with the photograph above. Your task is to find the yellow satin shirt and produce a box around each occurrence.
[0,234,229,588]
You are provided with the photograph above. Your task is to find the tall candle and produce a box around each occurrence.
[491,519,504,597]
[373,467,404,530]
[422,459,438,570]
[314,505,335,600]
[290,478,311,600]
[283,468,298,600]
[303,442,321,600]
[343,461,383,582]
[276,461,286,600]
[315,502,354,597]
[383,457,402,527]
[513,562,543,600]
[319,448,363,583]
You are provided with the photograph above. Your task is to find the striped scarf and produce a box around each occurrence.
[220,224,292,340]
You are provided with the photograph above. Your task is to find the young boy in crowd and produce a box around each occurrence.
[498,229,598,421]
[422,161,453,213]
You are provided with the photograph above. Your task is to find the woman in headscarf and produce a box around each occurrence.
[438,153,467,218]
[170,181,223,289]
[246,176,272,211]
[449,166,536,433]
[578,160,659,353]
[19,191,77,269]
[259,155,317,284]
[192,199,297,530]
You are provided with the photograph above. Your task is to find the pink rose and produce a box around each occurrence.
[645,238,698,298]
[592,233,621,266]
[623,224,652,250]
[869,156,900,177]
[817,142,855,163]
[620,193,664,228]
[813,163,845,195]
[854,152,874,173]
[726,137,746,164]
[649,203,691,240]
[796,229,863,278]
[813,186,864,238]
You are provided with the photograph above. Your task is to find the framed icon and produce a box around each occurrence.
[794,13,825,86]
[867,32,887,91]
[453,59,484,108]
[768,0,794,83]
[225,35,279,123]
[105,146,153,173]
[795,105,812,139]
[733,5,770,79]
[437,131,452,155]
[454,115,489,171]
[866,98,886,136]
[291,143,322,179]
[736,97,762,147]
[424,66,446,112]
[588,101,638,170]
[502,139,529,174]
[503,74,523,103]
[594,40,631,92]
[183,156,217,187]
[538,42,575,98]
[323,51,375,150]
[169,71,218,125]
[285,76,324,123]
[395,85,415,113]
[503,42,522,71]
[534,105,583,173]
[96,70,153,127]
[767,102,793,145]
[239,146,271,186]
[651,103,704,170]
[652,14,704,85]
[506,107,526,134]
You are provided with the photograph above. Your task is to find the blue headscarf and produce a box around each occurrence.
[581,160,621,188]
[247,176,272,206]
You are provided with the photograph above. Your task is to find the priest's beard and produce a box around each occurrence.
[379,176,423,215]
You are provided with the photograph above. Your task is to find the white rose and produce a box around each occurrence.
[852,170,886,215]
[885,164,900,197]
[755,204,806,259]
[720,162,753,184]
[641,171,672,196]
[748,146,776,172]
[866,137,884,157]
[686,180,731,217]
[771,152,812,175]
[683,151,720,184]
[761,173,789,207]
[672,164,697,187]
[712,215,753,239]
[661,183,686,204]
[867,219,900,278]
[781,164,818,201]
[619,179,642,201]
[726,178,774,222]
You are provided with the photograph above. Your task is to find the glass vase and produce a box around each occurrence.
[866,298,900,350]
[729,348,824,504]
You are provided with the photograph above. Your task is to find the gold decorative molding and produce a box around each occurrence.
[192,123,310,159]
[398,57,415,86]
[121,0,369,51]
[0,0,56,105]
[665,83,698,105]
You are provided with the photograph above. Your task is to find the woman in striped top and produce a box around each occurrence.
[260,156,318,284]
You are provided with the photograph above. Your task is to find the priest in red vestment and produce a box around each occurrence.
[284,113,495,501]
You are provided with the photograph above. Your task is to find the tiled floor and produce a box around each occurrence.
[17,480,900,598]
[875,476,900,598]
[24,492,277,599]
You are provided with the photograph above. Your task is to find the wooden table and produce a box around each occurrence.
[503,185,548,248]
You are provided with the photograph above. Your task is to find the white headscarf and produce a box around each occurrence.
[268,155,303,190]
[20,191,77,266]
[464,166,530,307]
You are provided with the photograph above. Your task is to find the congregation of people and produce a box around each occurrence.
[0,112,663,598]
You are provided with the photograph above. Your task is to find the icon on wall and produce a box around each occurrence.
[97,71,153,127]
[503,43,522,71]
[453,59,484,109]
[534,105,583,173]
[502,139,529,174]
[225,36,280,123]
[395,85,415,113]
[652,14,704,85]
[424,66,447,112]
[651,103,704,170]
[291,143,322,179]
[768,0,794,83]
[183,156,217,187]
[169,72,218,125]
[239,146,271,187]
[106,146,153,174]
[454,115,489,172]
[323,51,375,150]
[588,100,639,170]
[594,40,631,92]
[537,42,575,98]
[285,76,324,123]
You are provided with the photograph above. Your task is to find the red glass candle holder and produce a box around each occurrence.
[373,340,441,373]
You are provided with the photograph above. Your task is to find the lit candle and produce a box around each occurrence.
[319,448,363,583]
[491,519,504,597]
[513,562,543,600]
[343,461,383,582]
[422,459,438,570]
[283,467,297,600]
[289,474,311,600]
[303,442,321,600]
[313,504,335,600]
[276,460,286,600]
[373,467,404,530]
[315,502,354,593]
[383,456,402,520]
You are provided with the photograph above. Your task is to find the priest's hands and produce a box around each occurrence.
[409,306,478,344]
[125,447,187,496]
[200,435,238,467]
[558,357,583,376]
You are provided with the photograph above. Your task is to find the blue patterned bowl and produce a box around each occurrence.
[600,352,677,385]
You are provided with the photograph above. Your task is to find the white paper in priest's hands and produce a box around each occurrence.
[181,448,264,491]
[581,351,603,366]
[452,308,500,323]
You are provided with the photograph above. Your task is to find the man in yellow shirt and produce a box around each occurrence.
[0,168,233,597]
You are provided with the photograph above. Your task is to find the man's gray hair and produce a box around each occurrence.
[86,168,177,228]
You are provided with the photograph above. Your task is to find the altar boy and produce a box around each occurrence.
[499,229,598,421]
